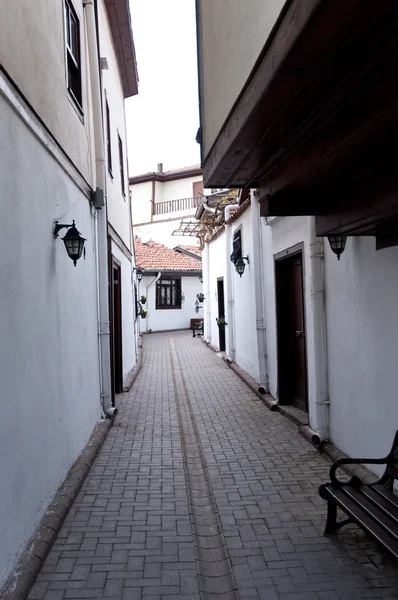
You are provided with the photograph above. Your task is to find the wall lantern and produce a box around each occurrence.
[135,267,143,282]
[199,274,203,283]
[235,256,249,277]
[54,220,86,266]
[327,235,347,260]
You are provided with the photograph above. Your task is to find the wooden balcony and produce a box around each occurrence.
[153,196,201,216]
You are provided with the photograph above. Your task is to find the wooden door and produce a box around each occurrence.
[217,278,226,352]
[108,243,123,401]
[275,253,308,412]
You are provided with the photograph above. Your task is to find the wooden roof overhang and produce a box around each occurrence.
[201,0,398,238]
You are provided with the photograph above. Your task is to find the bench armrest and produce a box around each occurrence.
[330,456,387,487]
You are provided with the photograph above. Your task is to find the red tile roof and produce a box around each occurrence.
[134,239,202,272]
[174,245,202,257]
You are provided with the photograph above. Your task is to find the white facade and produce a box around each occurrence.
[130,168,203,248]
[0,0,138,588]
[139,274,203,332]
[203,192,398,469]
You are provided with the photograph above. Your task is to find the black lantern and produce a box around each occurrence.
[135,267,143,282]
[54,220,86,266]
[235,256,249,277]
[327,235,347,260]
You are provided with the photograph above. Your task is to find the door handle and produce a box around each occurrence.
[295,330,305,338]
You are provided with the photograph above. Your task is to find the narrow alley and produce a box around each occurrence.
[29,332,398,600]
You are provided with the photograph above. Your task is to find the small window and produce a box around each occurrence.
[118,135,125,196]
[156,278,182,309]
[64,0,82,109]
[106,100,112,175]
[193,181,204,198]
[230,229,242,264]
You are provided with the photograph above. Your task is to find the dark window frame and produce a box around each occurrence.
[64,0,82,111]
[118,134,125,196]
[230,228,242,264]
[106,99,113,176]
[156,278,182,310]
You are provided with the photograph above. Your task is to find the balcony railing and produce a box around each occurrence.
[153,196,201,216]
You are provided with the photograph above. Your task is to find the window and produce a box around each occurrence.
[64,0,82,109]
[118,135,125,196]
[230,229,242,264]
[106,100,112,175]
[156,278,182,309]
[193,180,204,198]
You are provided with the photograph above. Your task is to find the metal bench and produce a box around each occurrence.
[190,318,204,338]
[319,430,398,559]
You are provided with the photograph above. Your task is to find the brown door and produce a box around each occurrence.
[108,242,123,401]
[217,278,226,352]
[275,253,308,412]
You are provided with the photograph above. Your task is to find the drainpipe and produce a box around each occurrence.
[203,240,211,342]
[251,191,269,393]
[145,272,161,332]
[84,0,116,418]
[224,205,236,362]
[308,216,329,445]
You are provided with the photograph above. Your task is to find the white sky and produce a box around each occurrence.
[125,0,200,176]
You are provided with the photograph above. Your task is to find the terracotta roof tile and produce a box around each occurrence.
[134,238,202,272]
[174,245,202,257]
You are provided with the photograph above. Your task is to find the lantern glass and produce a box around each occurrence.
[136,268,143,282]
[62,224,86,266]
[235,258,245,277]
[327,235,347,260]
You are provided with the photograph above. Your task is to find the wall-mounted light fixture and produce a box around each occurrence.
[198,274,203,283]
[327,235,347,260]
[134,267,143,282]
[235,256,249,277]
[54,220,86,266]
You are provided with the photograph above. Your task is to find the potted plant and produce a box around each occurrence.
[216,315,227,327]
[140,309,148,319]
[196,293,205,302]
[140,295,147,304]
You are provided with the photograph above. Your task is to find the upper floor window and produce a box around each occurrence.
[106,99,112,175]
[118,135,125,196]
[65,0,82,109]
[156,278,182,309]
[230,229,242,264]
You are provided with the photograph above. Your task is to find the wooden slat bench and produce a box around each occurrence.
[190,318,204,338]
[319,430,398,559]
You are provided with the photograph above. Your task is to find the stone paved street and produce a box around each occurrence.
[29,331,398,600]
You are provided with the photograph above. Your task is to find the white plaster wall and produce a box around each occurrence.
[325,238,398,463]
[110,243,136,379]
[99,0,131,249]
[159,175,203,203]
[0,96,101,587]
[230,211,259,380]
[0,0,93,183]
[197,0,286,156]
[134,220,200,249]
[131,181,153,225]
[139,274,202,332]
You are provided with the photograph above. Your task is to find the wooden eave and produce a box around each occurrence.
[201,0,398,236]
[104,0,138,98]
[129,167,203,185]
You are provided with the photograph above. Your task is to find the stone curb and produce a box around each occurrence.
[200,336,375,483]
[123,334,143,392]
[1,419,112,600]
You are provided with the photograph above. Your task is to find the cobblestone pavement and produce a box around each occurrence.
[29,331,398,600]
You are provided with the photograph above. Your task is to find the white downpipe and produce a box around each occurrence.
[309,216,329,444]
[203,241,211,342]
[84,0,116,418]
[145,272,161,332]
[224,205,236,361]
[251,191,268,392]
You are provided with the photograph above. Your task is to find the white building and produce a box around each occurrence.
[134,238,203,332]
[196,0,398,465]
[0,0,138,588]
[130,164,204,248]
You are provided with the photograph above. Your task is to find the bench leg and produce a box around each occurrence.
[324,499,338,535]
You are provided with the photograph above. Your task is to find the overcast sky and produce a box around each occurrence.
[125,0,200,176]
